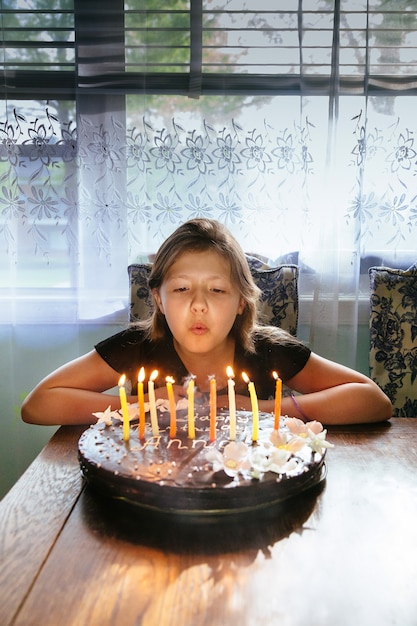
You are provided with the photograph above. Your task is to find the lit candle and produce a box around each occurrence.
[242,372,259,442]
[148,369,159,437]
[166,376,176,438]
[272,371,282,430]
[138,367,146,439]
[118,374,130,442]
[187,375,196,439]
[209,375,216,441]
[226,366,236,440]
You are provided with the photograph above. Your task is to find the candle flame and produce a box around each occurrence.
[138,366,145,383]
[150,369,158,382]
[166,376,175,384]
[241,371,250,384]
[226,365,234,378]
[118,374,126,387]
[272,370,281,380]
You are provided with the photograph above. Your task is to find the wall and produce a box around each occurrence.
[0,320,371,501]
[0,322,121,500]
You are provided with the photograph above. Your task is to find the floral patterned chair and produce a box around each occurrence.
[369,262,417,417]
[128,255,299,335]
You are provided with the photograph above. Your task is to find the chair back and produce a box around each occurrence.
[369,262,417,416]
[128,256,299,335]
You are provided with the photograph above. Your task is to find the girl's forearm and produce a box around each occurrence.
[224,384,391,425]
[22,388,123,426]
[280,383,392,425]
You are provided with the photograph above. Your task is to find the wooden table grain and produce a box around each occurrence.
[1,419,416,626]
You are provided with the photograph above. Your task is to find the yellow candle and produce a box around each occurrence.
[273,371,282,430]
[187,376,196,439]
[118,374,130,442]
[138,366,146,439]
[166,376,176,438]
[209,376,216,441]
[148,369,159,437]
[226,366,236,440]
[242,372,259,442]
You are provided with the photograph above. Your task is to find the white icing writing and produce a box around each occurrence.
[192,440,207,450]
[135,436,162,451]
[167,438,190,450]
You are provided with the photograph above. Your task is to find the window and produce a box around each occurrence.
[1,1,417,332]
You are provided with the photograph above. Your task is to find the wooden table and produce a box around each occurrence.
[1,419,416,626]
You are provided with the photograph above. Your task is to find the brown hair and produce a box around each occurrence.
[141,218,262,352]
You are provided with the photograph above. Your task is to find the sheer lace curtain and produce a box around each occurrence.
[2,92,416,368]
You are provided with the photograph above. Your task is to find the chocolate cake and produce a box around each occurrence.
[78,408,330,516]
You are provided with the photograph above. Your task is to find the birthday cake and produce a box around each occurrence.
[78,403,332,517]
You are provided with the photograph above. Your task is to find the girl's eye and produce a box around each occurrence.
[211,288,225,293]
[173,286,188,292]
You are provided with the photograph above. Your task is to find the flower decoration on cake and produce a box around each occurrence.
[283,417,334,454]
[250,443,301,479]
[269,429,305,453]
[206,441,251,478]
[205,417,333,481]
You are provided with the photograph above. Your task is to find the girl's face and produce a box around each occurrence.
[153,250,245,358]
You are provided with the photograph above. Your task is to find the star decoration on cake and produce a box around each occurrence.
[92,398,174,427]
[92,405,114,426]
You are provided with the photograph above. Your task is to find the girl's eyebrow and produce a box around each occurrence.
[167,273,229,280]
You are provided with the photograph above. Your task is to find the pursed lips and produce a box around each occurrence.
[190,322,208,335]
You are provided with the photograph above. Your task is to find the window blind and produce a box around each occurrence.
[0,1,75,97]
[1,0,417,98]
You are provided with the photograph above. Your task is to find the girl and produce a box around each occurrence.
[22,218,392,426]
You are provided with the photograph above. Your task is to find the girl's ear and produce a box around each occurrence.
[237,297,246,315]
[152,288,164,314]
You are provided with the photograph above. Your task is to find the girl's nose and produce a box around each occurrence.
[191,291,208,312]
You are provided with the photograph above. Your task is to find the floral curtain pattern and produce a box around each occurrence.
[347,103,417,253]
[0,108,77,263]
[1,96,416,366]
[124,111,314,262]
[0,100,317,274]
